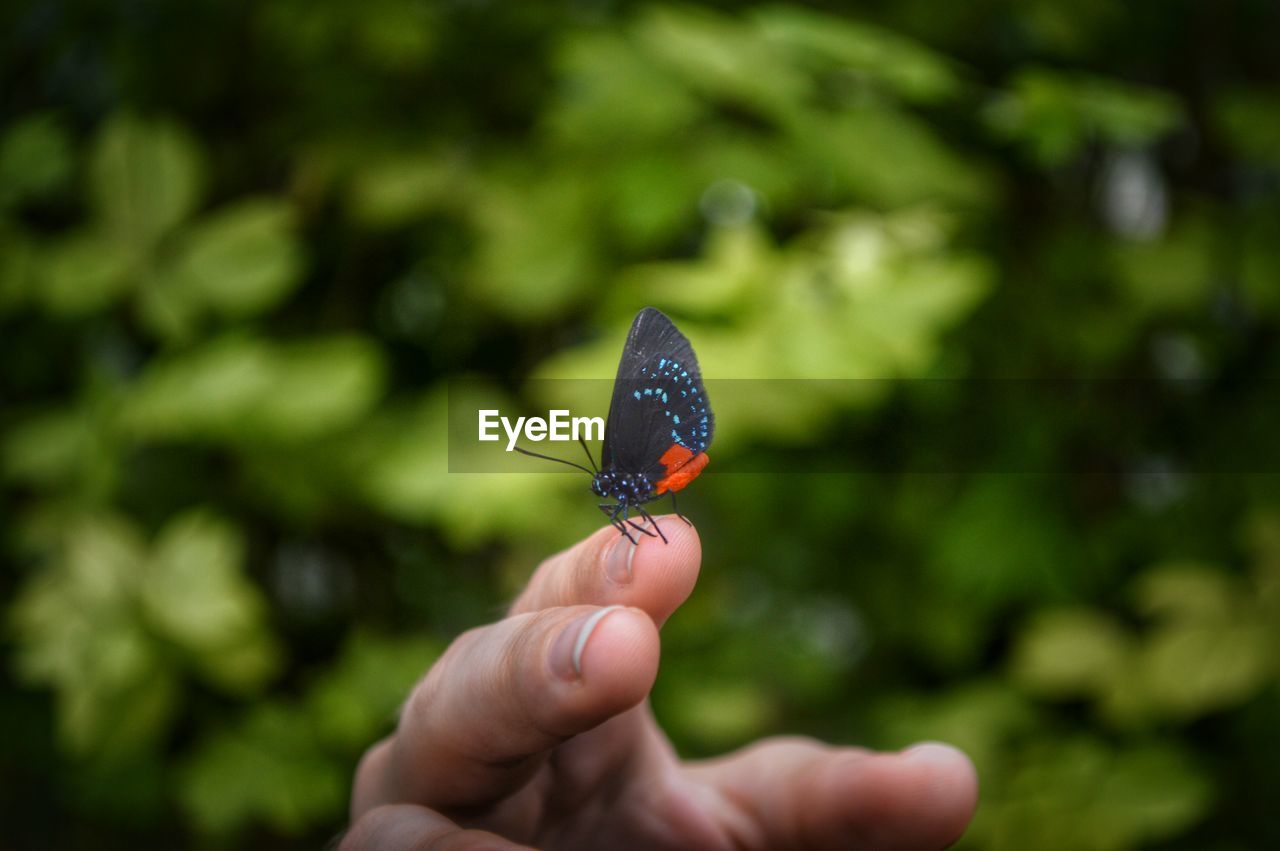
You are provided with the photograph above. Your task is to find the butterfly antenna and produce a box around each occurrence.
[513,446,595,476]
[579,437,599,474]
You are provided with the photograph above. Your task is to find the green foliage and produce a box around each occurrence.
[10,510,278,757]
[2,1,1277,848]
[181,631,441,834]
[988,68,1184,165]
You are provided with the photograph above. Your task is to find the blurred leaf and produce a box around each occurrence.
[786,106,990,206]
[637,6,806,120]
[617,225,773,315]
[346,390,568,545]
[0,112,74,210]
[655,678,778,751]
[307,631,442,750]
[123,335,385,442]
[756,6,962,104]
[142,510,281,692]
[1238,203,1280,314]
[468,173,599,320]
[36,230,135,316]
[348,151,466,228]
[1010,608,1131,699]
[2,407,102,488]
[1214,88,1280,170]
[979,737,1211,851]
[90,113,204,250]
[12,515,148,652]
[1110,209,1216,312]
[9,510,284,757]
[930,477,1076,610]
[0,229,35,312]
[600,151,704,250]
[182,629,437,835]
[181,704,344,835]
[1133,563,1237,622]
[1138,620,1273,718]
[9,514,171,756]
[988,69,1182,165]
[872,682,1039,780]
[158,198,305,325]
[548,31,700,149]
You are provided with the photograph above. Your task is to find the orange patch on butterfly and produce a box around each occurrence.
[654,444,709,495]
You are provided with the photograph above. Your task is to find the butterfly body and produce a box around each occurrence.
[592,308,714,541]
[513,307,713,543]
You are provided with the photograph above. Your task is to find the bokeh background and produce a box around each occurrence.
[4,1,1280,848]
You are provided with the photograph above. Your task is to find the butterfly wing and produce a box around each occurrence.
[601,308,714,485]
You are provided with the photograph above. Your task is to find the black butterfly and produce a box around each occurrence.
[517,308,714,543]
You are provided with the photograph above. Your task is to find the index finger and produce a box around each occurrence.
[509,515,701,625]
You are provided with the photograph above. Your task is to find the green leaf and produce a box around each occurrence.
[1138,620,1273,718]
[9,513,176,757]
[2,407,98,487]
[37,230,136,315]
[1010,608,1132,699]
[636,6,806,120]
[1133,563,1238,622]
[307,632,442,750]
[162,198,304,319]
[1214,88,1280,170]
[872,682,1038,779]
[1110,210,1216,312]
[549,31,700,149]
[755,6,961,104]
[348,151,466,227]
[981,737,1211,851]
[122,335,385,442]
[1238,203,1280,314]
[786,105,990,206]
[181,704,344,835]
[141,510,280,692]
[469,173,599,320]
[988,69,1183,165]
[929,477,1077,610]
[0,229,36,312]
[655,678,778,751]
[90,113,204,250]
[0,112,74,209]
[1098,744,1214,844]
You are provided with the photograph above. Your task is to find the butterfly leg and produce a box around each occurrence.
[600,503,639,544]
[621,504,659,539]
[667,491,693,526]
[635,505,669,544]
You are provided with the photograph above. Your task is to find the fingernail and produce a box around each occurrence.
[605,533,639,585]
[903,741,959,763]
[550,606,623,681]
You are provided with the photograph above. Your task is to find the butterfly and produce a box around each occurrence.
[517,307,714,544]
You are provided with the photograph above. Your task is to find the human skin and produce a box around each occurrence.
[343,518,978,850]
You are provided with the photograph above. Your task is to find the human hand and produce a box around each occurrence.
[343,518,978,850]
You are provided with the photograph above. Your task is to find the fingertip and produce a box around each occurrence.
[825,744,979,850]
[900,742,979,841]
[619,515,701,623]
